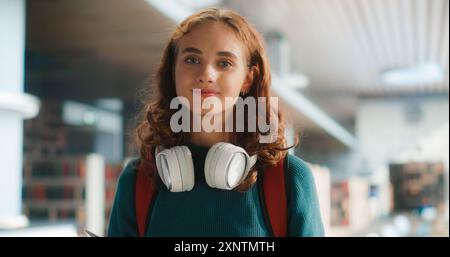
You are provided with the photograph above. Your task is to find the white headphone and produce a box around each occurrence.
[154,142,258,192]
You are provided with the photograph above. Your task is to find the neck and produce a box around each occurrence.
[188,110,232,147]
[189,131,231,148]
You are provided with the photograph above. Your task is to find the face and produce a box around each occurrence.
[174,21,253,116]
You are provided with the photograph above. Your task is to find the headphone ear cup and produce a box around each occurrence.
[220,143,248,189]
[154,146,164,186]
[205,142,250,190]
[204,143,225,188]
[173,146,195,191]
[155,146,195,192]
[155,148,176,191]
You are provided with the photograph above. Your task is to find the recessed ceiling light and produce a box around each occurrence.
[381,63,444,86]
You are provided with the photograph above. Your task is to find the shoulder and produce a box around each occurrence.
[284,153,319,203]
[283,154,324,236]
[285,153,315,188]
[107,158,141,236]
[120,158,140,180]
[115,158,140,196]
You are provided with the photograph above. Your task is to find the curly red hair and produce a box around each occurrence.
[136,7,298,192]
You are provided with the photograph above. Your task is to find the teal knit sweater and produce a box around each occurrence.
[107,143,324,237]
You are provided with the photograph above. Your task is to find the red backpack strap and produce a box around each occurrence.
[135,159,156,237]
[260,155,288,237]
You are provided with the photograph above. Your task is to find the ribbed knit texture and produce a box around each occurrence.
[107,143,324,237]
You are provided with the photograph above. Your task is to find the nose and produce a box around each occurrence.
[196,65,217,84]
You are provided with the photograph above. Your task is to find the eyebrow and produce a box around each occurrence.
[181,47,238,59]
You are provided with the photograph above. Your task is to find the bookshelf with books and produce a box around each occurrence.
[22,100,124,233]
[22,157,86,223]
[22,157,123,230]
[389,162,445,211]
[330,177,371,233]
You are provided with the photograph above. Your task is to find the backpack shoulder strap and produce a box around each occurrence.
[260,155,288,237]
[135,159,156,237]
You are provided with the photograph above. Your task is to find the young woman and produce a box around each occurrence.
[107,7,324,237]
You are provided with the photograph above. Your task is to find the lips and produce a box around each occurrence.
[193,88,220,96]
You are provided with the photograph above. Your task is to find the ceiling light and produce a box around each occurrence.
[381,63,444,86]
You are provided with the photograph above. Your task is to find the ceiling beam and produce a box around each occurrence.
[272,82,357,149]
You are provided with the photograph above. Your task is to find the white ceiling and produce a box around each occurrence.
[223,0,449,95]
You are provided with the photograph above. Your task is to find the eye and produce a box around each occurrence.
[184,56,200,64]
[218,60,232,68]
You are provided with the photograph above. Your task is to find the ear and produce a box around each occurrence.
[241,66,256,94]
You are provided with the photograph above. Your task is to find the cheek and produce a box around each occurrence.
[219,72,247,97]
[174,66,192,97]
